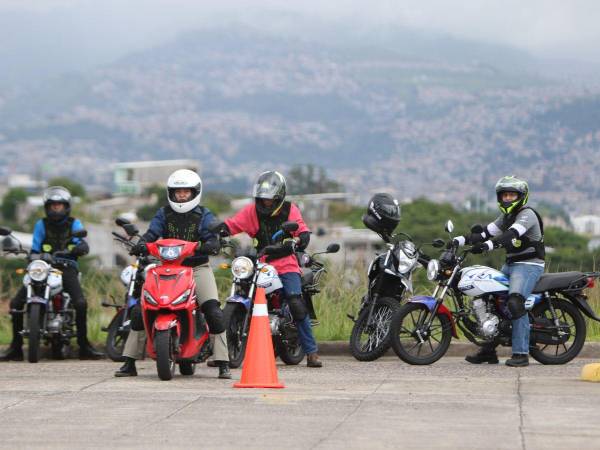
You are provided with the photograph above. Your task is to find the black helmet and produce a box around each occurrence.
[43,186,72,222]
[362,193,401,237]
[253,171,287,216]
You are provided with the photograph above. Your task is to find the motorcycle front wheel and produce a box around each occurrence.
[223,303,248,369]
[28,303,44,363]
[389,303,452,365]
[349,297,400,361]
[155,330,176,381]
[105,308,129,363]
[529,298,586,365]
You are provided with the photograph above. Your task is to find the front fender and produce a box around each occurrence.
[408,295,458,338]
[154,313,179,332]
[226,294,252,310]
[27,296,48,305]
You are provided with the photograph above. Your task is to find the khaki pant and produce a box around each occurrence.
[122,264,228,362]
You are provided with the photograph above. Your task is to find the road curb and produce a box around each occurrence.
[318,341,600,358]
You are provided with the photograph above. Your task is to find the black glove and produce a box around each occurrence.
[264,239,295,262]
[69,241,89,257]
[470,241,491,254]
[208,221,230,237]
[468,232,485,245]
[130,239,148,256]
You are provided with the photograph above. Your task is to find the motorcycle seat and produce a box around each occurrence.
[301,268,314,287]
[532,271,587,293]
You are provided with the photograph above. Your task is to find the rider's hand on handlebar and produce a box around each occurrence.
[470,241,492,254]
[129,240,148,256]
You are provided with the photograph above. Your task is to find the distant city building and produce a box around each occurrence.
[571,215,600,236]
[113,160,200,195]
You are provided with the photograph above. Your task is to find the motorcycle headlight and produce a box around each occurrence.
[158,245,183,261]
[143,290,158,305]
[172,289,191,306]
[427,259,440,281]
[231,256,254,279]
[397,248,418,274]
[27,260,50,282]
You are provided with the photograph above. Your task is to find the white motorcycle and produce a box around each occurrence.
[1,226,87,362]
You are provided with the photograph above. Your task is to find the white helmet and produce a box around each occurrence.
[166,169,202,214]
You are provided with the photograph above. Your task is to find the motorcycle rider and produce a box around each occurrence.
[114,169,231,379]
[453,176,544,367]
[0,186,103,361]
[215,170,322,368]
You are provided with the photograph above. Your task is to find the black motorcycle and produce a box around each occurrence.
[348,219,429,361]
[0,226,87,362]
[102,218,153,362]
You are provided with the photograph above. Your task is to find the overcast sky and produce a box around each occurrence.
[1,0,600,84]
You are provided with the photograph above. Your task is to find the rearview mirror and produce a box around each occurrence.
[326,243,340,254]
[123,224,139,237]
[72,229,87,239]
[2,236,21,252]
[432,239,445,248]
[445,220,454,233]
[115,217,131,227]
[0,226,12,236]
[282,221,299,233]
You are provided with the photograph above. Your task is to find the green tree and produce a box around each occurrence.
[47,177,86,199]
[1,188,28,222]
[286,164,344,195]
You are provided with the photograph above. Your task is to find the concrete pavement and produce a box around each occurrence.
[1,356,599,449]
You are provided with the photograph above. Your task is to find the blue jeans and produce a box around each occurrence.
[501,263,545,355]
[278,272,318,355]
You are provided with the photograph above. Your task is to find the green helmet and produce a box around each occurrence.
[495,176,529,214]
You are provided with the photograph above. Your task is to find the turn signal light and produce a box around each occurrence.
[15,269,25,275]
[587,277,596,288]
[219,263,231,270]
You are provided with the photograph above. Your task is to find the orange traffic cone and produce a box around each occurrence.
[234,287,284,389]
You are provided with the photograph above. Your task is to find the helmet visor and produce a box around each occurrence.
[43,186,71,204]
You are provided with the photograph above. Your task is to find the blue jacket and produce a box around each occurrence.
[31,217,86,262]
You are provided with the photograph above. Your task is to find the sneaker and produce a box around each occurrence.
[307,353,322,368]
[218,361,232,379]
[505,354,529,367]
[465,347,499,364]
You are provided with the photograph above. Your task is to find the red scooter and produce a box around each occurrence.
[140,238,211,380]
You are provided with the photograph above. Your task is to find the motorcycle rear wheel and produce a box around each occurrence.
[155,330,176,381]
[390,303,452,365]
[105,308,129,363]
[529,298,586,365]
[274,335,305,365]
[179,360,196,376]
[349,297,400,361]
[28,304,43,363]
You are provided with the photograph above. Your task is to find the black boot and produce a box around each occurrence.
[1,314,24,361]
[506,354,529,367]
[218,361,232,379]
[114,357,137,377]
[79,342,104,360]
[0,344,24,361]
[465,346,499,364]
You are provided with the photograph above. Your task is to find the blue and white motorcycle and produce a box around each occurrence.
[389,220,600,365]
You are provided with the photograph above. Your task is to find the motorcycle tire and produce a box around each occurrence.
[28,303,43,363]
[349,297,400,361]
[274,335,305,365]
[529,298,586,365]
[179,361,196,376]
[223,303,248,369]
[105,308,129,363]
[50,336,66,360]
[390,302,452,365]
[155,330,176,381]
